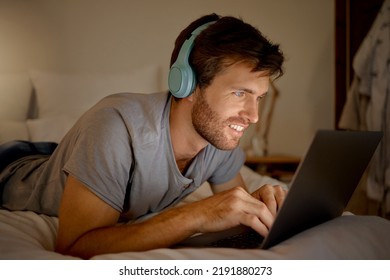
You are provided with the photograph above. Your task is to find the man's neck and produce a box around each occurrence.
[169,97,208,167]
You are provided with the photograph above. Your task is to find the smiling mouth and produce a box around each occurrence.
[229,124,245,132]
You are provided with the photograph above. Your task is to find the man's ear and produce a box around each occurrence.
[186,94,194,102]
[186,86,200,102]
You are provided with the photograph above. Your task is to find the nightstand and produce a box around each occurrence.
[245,155,300,183]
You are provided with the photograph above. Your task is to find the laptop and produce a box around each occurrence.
[175,130,383,249]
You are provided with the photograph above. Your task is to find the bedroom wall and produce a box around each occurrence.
[0,0,335,157]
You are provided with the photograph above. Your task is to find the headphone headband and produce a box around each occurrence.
[168,21,216,98]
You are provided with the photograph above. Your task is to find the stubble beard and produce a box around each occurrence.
[191,94,241,150]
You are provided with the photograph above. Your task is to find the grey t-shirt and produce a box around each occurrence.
[2,92,245,219]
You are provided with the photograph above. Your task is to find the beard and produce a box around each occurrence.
[191,93,243,150]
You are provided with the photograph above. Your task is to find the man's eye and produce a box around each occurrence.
[257,95,265,102]
[257,93,268,102]
[233,91,245,97]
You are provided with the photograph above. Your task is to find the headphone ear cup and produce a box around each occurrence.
[169,21,216,98]
[168,61,195,98]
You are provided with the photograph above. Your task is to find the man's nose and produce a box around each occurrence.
[243,101,259,124]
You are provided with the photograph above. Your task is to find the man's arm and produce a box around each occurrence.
[56,175,198,258]
[56,174,277,259]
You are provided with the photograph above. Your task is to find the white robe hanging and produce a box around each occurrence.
[339,0,390,213]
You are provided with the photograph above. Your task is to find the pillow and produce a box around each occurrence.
[30,65,162,119]
[0,121,29,144]
[240,165,287,190]
[26,115,78,143]
[0,73,32,121]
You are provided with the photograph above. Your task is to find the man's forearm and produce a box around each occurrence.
[59,206,198,259]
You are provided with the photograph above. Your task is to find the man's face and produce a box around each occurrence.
[191,62,270,150]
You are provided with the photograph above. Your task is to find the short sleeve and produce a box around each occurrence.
[63,108,133,212]
[206,147,245,185]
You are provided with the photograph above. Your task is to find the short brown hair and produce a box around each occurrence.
[170,14,284,90]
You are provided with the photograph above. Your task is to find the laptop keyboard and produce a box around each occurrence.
[208,230,264,249]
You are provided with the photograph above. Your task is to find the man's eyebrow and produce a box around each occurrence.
[260,91,269,97]
[232,87,254,94]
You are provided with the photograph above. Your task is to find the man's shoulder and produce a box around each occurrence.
[103,91,169,105]
[89,91,170,119]
[93,91,171,142]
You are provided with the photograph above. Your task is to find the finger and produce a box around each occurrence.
[240,199,279,236]
[247,215,270,237]
[241,189,276,222]
[253,221,269,237]
[252,184,279,217]
[224,186,271,210]
[241,199,275,231]
[252,184,288,216]
[260,190,278,217]
[274,185,288,209]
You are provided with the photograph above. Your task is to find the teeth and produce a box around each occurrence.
[229,124,244,132]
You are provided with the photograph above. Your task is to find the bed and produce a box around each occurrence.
[1,67,390,260]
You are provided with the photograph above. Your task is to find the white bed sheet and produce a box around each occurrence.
[1,167,390,260]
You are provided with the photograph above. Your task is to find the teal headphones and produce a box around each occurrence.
[168,21,216,98]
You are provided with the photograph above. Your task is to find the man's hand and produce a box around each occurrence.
[210,173,288,236]
[251,184,287,217]
[180,185,286,238]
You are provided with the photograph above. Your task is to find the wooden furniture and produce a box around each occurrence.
[245,155,300,183]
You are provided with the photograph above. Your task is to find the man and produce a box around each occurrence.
[0,14,285,259]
